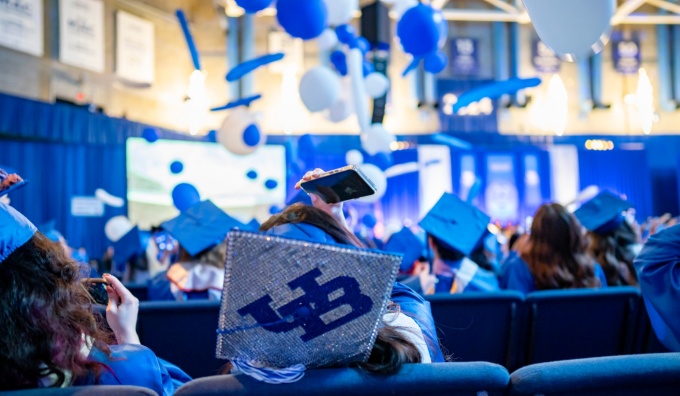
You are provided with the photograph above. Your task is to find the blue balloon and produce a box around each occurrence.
[226,53,284,82]
[170,161,184,174]
[142,127,159,143]
[172,183,200,212]
[335,24,356,45]
[235,0,273,13]
[176,10,201,71]
[424,50,448,74]
[355,36,371,54]
[438,13,448,49]
[397,4,440,56]
[246,170,258,180]
[243,124,261,147]
[206,130,217,142]
[363,60,375,77]
[265,179,278,190]
[330,50,348,76]
[276,0,328,40]
[362,214,377,228]
[269,205,281,215]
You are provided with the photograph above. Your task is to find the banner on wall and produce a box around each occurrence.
[532,39,561,74]
[59,0,105,73]
[116,11,155,84]
[437,79,498,134]
[0,0,43,56]
[485,154,519,223]
[450,37,479,76]
[612,38,640,75]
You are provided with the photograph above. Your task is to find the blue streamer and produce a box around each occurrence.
[210,94,262,112]
[453,77,541,112]
[227,53,285,82]
[176,9,201,71]
[402,57,422,77]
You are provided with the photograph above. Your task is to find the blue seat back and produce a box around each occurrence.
[509,353,680,396]
[425,291,524,369]
[136,300,222,378]
[0,386,158,395]
[523,287,640,365]
[175,362,510,396]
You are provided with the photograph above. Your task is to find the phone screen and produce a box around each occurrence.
[301,169,376,204]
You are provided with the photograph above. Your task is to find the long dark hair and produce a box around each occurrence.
[521,203,601,290]
[587,221,639,286]
[0,232,112,390]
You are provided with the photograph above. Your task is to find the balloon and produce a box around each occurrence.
[365,73,390,98]
[361,123,395,155]
[362,60,374,77]
[95,189,125,208]
[452,77,542,112]
[276,0,328,40]
[355,36,371,54]
[299,66,341,112]
[246,170,258,180]
[397,4,441,56]
[362,214,377,228]
[211,94,262,112]
[172,183,200,212]
[176,10,201,71]
[226,54,284,82]
[317,29,339,51]
[323,0,358,26]
[330,50,348,76]
[264,179,278,189]
[392,0,418,18]
[235,0,273,14]
[348,48,370,132]
[142,127,158,143]
[328,98,352,122]
[217,107,266,155]
[269,205,282,215]
[357,164,387,203]
[170,161,184,174]
[424,50,448,74]
[345,149,364,166]
[105,216,134,242]
[335,24,356,45]
[522,0,614,60]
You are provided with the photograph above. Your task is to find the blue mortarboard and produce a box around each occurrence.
[419,193,491,256]
[574,191,633,234]
[0,168,28,198]
[0,202,37,263]
[38,220,64,243]
[286,190,313,207]
[113,226,149,264]
[384,227,425,272]
[161,200,245,256]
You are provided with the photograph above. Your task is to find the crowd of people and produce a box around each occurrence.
[1,167,678,394]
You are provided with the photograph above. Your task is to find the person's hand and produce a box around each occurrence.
[104,273,141,345]
[295,169,349,229]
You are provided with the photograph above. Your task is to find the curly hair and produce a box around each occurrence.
[0,232,112,390]
[521,203,601,290]
[587,221,639,287]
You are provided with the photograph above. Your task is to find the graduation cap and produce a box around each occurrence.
[0,202,37,263]
[286,190,313,207]
[0,168,28,198]
[38,220,65,243]
[113,226,150,264]
[419,193,491,256]
[216,230,401,380]
[573,191,633,234]
[384,227,425,272]
[161,200,244,256]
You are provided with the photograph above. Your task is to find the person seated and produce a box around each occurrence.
[385,227,435,295]
[148,200,243,301]
[574,191,641,287]
[419,193,499,294]
[0,202,191,394]
[499,203,608,293]
[634,224,680,352]
[113,226,155,284]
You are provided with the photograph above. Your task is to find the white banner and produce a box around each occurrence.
[0,0,43,56]
[59,0,105,72]
[115,11,154,84]
[71,196,105,217]
[418,145,453,218]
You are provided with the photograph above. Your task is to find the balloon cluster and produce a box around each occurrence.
[396,3,449,75]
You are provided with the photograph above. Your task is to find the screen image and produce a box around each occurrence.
[126,138,285,227]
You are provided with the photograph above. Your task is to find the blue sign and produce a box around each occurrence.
[437,78,498,134]
[485,154,519,223]
[612,38,640,75]
[532,39,561,74]
[450,37,479,76]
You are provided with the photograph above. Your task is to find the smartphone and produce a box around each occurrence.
[82,278,109,305]
[300,166,377,204]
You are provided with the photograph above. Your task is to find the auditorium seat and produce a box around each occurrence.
[425,291,524,369]
[124,284,149,302]
[0,386,158,395]
[508,353,680,396]
[136,300,223,378]
[174,362,510,396]
[521,287,640,366]
[633,300,671,354]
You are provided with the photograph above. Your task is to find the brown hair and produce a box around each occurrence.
[587,221,639,286]
[178,241,228,269]
[0,232,112,390]
[521,203,601,290]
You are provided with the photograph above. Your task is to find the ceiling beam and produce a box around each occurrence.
[611,0,648,24]
[480,0,519,14]
[646,0,680,15]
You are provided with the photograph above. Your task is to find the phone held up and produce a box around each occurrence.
[82,278,109,305]
[300,166,377,204]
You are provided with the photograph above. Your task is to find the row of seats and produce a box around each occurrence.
[5,353,680,395]
[125,287,668,378]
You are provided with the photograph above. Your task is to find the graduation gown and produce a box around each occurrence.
[634,225,680,352]
[147,263,223,301]
[433,258,499,294]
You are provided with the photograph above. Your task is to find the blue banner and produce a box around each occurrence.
[485,154,519,223]
[437,79,498,134]
[450,37,479,76]
[612,38,640,75]
[532,39,560,74]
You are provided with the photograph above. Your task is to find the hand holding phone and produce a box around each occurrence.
[298,166,376,204]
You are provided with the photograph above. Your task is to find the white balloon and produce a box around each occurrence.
[323,0,358,26]
[361,123,395,156]
[95,188,125,208]
[317,29,339,51]
[523,0,615,60]
[357,164,387,203]
[364,73,390,99]
[299,66,341,113]
[345,149,364,166]
[217,107,266,155]
[105,216,133,242]
[328,98,353,122]
[348,48,370,132]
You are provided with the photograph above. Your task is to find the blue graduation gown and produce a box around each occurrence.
[74,344,191,396]
[634,225,680,352]
[433,258,499,294]
[391,282,446,362]
[499,255,608,294]
[147,271,210,301]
